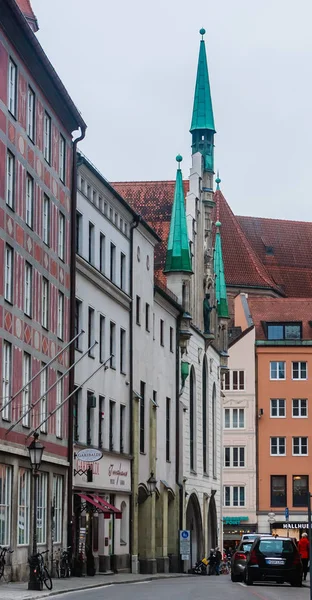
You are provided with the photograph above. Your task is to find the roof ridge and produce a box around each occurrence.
[237,214,312,226]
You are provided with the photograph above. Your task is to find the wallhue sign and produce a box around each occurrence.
[74,448,131,492]
[76,448,103,462]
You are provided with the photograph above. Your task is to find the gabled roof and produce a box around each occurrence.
[247,297,312,340]
[164,156,192,274]
[14,0,38,31]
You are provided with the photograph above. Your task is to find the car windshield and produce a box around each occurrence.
[241,543,252,553]
[258,539,294,556]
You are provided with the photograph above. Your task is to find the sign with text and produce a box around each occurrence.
[73,447,131,492]
[180,530,190,559]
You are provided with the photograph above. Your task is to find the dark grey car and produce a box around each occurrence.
[231,540,254,581]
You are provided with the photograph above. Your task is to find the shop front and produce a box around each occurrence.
[73,447,131,574]
[270,521,309,541]
[223,517,258,550]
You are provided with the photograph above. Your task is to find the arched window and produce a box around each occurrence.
[190,367,196,471]
[212,383,216,477]
[120,501,128,545]
[202,357,208,474]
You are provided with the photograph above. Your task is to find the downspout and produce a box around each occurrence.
[68,126,86,552]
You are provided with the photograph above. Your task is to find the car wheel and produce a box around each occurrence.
[244,568,253,586]
[231,572,240,582]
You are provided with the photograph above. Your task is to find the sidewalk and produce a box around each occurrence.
[0,572,187,600]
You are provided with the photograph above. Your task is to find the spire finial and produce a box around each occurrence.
[176,154,183,169]
[199,28,206,40]
[215,170,221,190]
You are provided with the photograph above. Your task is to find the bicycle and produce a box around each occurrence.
[0,547,13,579]
[29,549,52,590]
[58,546,71,578]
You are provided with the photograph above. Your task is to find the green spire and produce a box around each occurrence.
[214,221,229,318]
[190,28,215,133]
[164,156,192,274]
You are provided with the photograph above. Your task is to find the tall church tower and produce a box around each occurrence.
[186,29,216,329]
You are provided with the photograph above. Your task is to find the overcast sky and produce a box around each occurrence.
[31,0,312,220]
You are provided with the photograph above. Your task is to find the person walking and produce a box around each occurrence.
[298,532,309,581]
[215,547,222,576]
[208,549,216,575]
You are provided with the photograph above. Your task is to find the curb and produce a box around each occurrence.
[19,573,188,600]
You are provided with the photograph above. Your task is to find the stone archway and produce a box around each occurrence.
[186,493,203,568]
[207,494,218,551]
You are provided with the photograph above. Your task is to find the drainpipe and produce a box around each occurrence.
[68,126,86,553]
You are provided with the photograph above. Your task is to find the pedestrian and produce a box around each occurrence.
[215,547,222,576]
[208,549,216,575]
[298,532,309,581]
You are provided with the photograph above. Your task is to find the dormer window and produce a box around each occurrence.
[265,245,274,255]
[267,322,301,340]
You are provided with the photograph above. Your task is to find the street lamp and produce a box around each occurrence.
[146,472,157,496]
[28,432,45,591]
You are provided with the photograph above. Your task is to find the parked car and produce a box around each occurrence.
[243,536,302,587]
[241,533,272,542]
[231,540,254,581]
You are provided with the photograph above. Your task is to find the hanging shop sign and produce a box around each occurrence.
[76,448,103,463]
[73,448,131,492]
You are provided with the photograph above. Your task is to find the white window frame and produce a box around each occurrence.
[27,87,35,141]
[0,465,12,545]
[24,262,32,317]
[224,408,245,429]
[224,446,245,468]
[270,398,286,418]
[57,292,64,339]
[270,436,286,456]
[110,322,116,369]
[99,314,105,363]
[58,212,65,261]
[44,112,51,163]
[36,472,48,544]
[40,365,48,434]
[2,341,12,421]
[56,373,62,438]
[223,369,245,391]
[22,353,31,427]
[17,468,30,545]
[292,361,307,380]
[4,245,13,303]
[223,486,245,507]
[41,278,49,329]
[270,361,286,380]
[42,195,50,246]
[99,233,105,274]
[292,399,308,418]
[120,328,126,374]
[53,475,63,544]
[293,437,308,456]
[26,174,33,228]
[8,59,17,116]
[59,134,66,183]
[6,151,14,209]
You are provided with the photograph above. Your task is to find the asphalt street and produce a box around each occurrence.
[53,576,311,600]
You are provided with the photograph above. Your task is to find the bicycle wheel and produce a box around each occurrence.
[0,560,4,579]
[43,567,53,590]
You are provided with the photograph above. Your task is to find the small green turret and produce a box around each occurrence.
[164,156,192,274]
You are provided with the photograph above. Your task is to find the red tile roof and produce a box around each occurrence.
[247,297,312,340]
[14,0,38,31]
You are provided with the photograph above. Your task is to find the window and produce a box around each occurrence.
[224,486,245,507]
[53,475,63,544]
[98,315,105,363]
[267,323,301,340]
[145,303,150,331]
[110,243,116,282]
[44,112,51,163]
[26,174,33,228]
[22,353,31,427]
[190,368,195,471]
[100,233,105,274]
[212,383,216,477]
[40,365,48,434]
[136,296,141,325]
[73,299,81,350]
[8,59,17,116]
[27,87,35,141]
[2,341,12,421]
[224,447,245,467]
[57,292,64,339]
[292,399,308,418]
[109,400,115,451]
[224,408,245,429]
[87,184,91,199]
[120,405,125,453]
[293,437,308,456]
[56,373,62,438]
[120,253,126,291]
[4,245,13,303]
[43,195,50,245]
[6,151,14,208]
[73,387,80,442]
[292,362,307,380]
[76,212,82,254]
[59,135,66,183]
[24,262,32,316]
[36,472,48,544]
[271,475,286,507]
[222,369,245,390]
[293,475,309,507]
[139,381,145,453]
[160,319,164,346]
[120,501,127,545]
[98,396,104,448]
[110,322,116,368]
[58,212,65,261]
[87,391,95,446]
[88,307,95,357]
[120,328,126,374]
[270,437,286,456]
[18,468,30,545]
[41,277,49,329]
[202,359,208,473]
[166,397,170,461]
[270,399,285,418]
[270,361,286,380]
[170,327,174,353]
[0,465,12,545]
[88,222,94,264]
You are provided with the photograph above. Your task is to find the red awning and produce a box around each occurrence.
[94,495,122,519]
[77,493,111,518]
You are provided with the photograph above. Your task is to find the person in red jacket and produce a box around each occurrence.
[298,532,310,580]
